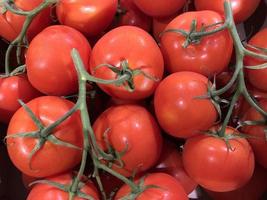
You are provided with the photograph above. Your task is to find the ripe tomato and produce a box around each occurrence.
[0,74,41,124]
[194,0,261,24]
[115,173,188,200]
[244,28,267,92]
[183,126,255,192]
[154,71,218,138]
[7,96,83,177]
[152,139,197,194]
[27,173,100,200]
[160,11,233,77]
[26,25,91,96]
[90,26,164,100]
[152,13,178,42]
[93,105,162,177]
[0,0,52,41]
[133,0,186,17]
[115,0,152,32]
[205,164,267,200]
[56,0,118,37]
[242,99,267,168]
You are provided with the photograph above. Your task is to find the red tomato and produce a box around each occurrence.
[152,139,197,194]
[133,0,186,17]
[160,11,233,77]
[116,0,152,32]
[0,0,52,41]
[152,13,179,42]
[27,173,100,200]
[244,28,267,92]
[56,0,118,37]
[93,105,162,177]
[115,173,188,200]
[26,25,91,96]
[206,164,267,200]
[183,126,255,192]
[7,96,83,177]
[0,74,41,124]
[194,0,261,24]
[90,26,164,100]
[242,99,267,168]
[154,71,218,138]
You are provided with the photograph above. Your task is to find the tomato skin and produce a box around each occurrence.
[7,96,83,177]
[183,126,255,192]
[115,173,188,200]
[0,0,51,41]
[56,0,118,37]
[242,100,267,168]
[244,28,267,92]
[93,105,162,177]
[194,0,261,24]
[152,140,197,194]
[27,173,100,200]
[90,26,164,100]
[26,25,91,96]
[160,11,233,77]
[117,0,152,32]
[0,74,42,124]
[133,0,186,17]
[206,164,267,200]
[154,71,217,138]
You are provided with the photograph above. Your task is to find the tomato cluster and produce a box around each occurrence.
[1,0,267,200]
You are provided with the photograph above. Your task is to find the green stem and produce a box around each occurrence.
[4,0,57,75]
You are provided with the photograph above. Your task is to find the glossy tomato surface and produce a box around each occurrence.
[242,99,267,168]
[194,0,261,23]
[90,26,164,100]
[7,96,83,177]
[27,173,100,200]
[56,0,118,37]
[115,173,188,200]
[0,74,41,124]
[244,28,267,92]
[183,126,255,192]
[0,0,51,41]
[93,104,162,177]
[160,11,233,77]
[26,25,91,96]
[154,71,217,138]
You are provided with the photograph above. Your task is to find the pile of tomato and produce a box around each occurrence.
[1,0,267,200]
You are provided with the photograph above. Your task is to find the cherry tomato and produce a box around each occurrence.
[0,0,52,41]
[160,11,233,77]
[56,0,118,37]
[90,26,164,100]
[152,139,197,194]
[183,126,255,192]
[27,173,100,200]
[133,0,186,17]
[194,0,261,24]
[242,99,267,168]
[244,28,267,92]
[206,164,267,200]
[93,104,162,177]
[7,96,83,177]
[26,25,91,96]
[0,74,41,124]
[154,71,218,138]
[115,173,188,200]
